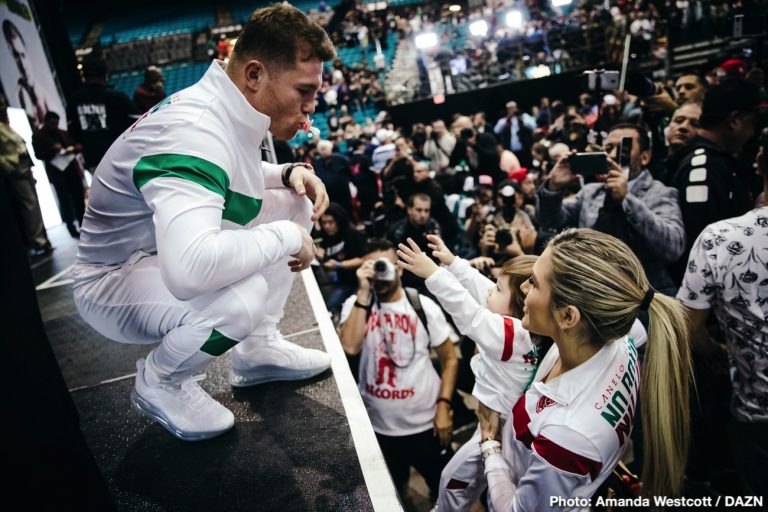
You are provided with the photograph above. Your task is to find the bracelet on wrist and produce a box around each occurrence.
[480,439,501,452]
[481,446,502,460]
[353,300,372,311]
[436,397,452,408]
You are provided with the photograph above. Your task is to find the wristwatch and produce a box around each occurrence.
[282,162,314,187]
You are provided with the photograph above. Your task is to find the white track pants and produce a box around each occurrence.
[438,425,487,511]
[74,188,313,381]
[438,415,508,511]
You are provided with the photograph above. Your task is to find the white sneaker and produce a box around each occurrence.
[131,359,234,441]
[229,331,332,387]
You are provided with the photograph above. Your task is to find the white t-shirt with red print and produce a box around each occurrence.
[340,291,452,436]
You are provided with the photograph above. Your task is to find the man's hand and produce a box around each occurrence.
[469,256,495,271]
[479,224,498,255]
[286,165,329,221]
[323,259,339,269]
[289,224,315,272]
[434,403,453,447]
[546,151,580,192]
[642,89,677,114]
[501,227,524,257]
[397,238,439,278]
[426,233,455,266]
[604,158,629,201]
[355,260,375,294]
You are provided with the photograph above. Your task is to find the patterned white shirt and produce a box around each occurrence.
[677,207,768,422]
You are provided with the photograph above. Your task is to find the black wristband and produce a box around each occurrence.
[353,300,372,311]
[436,397,452,407]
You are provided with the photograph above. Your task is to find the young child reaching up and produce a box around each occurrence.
[397,234,544,511]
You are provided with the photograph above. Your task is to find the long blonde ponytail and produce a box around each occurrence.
[641,293,692,497]
[546,229,692,496]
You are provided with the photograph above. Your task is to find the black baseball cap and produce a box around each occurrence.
[700,78,761,127]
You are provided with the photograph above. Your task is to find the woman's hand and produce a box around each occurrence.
[397,238,439,278]
[477,402,501,441]
[426,233,455,266]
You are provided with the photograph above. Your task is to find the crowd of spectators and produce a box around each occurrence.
[294,45,767,505]
[382,0,763,101]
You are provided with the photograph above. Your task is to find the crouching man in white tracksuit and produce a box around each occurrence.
[70,4,336,441]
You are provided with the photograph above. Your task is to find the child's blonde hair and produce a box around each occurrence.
[499,255,538,318]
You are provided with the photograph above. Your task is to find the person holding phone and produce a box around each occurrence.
[536,123,685,295]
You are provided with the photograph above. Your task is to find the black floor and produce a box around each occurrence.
[34,224,375,512]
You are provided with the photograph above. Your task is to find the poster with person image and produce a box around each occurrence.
[0,0,66,130]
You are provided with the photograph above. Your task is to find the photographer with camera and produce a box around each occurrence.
[423,119,456,174]
[338,239,456,503]
[536,124,685,295]
[468,179,537,263]
[494,101,535,167]
[463,175,496,244]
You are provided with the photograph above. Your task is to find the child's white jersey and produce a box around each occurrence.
[425,258,539,414]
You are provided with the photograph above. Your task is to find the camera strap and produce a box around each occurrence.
[404,287,430,339]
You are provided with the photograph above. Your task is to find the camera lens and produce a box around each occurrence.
[373,261,387,272]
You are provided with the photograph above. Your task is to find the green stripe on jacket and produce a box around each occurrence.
[133,153,262,225]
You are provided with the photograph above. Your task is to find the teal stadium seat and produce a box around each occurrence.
[110,61,211,100]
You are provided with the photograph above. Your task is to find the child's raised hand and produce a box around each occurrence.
[426,233,455,266]
[397,238,440,279]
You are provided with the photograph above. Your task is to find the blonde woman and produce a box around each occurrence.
[399,228,691,509]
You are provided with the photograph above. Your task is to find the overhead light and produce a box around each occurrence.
[552,0,572,6]
[505,10,523,29]
[529,64,551,78]
[469,19,488,37]
[414,32,438,49]
[448,4,461,12]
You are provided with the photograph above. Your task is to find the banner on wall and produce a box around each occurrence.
[0,0,66,130]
